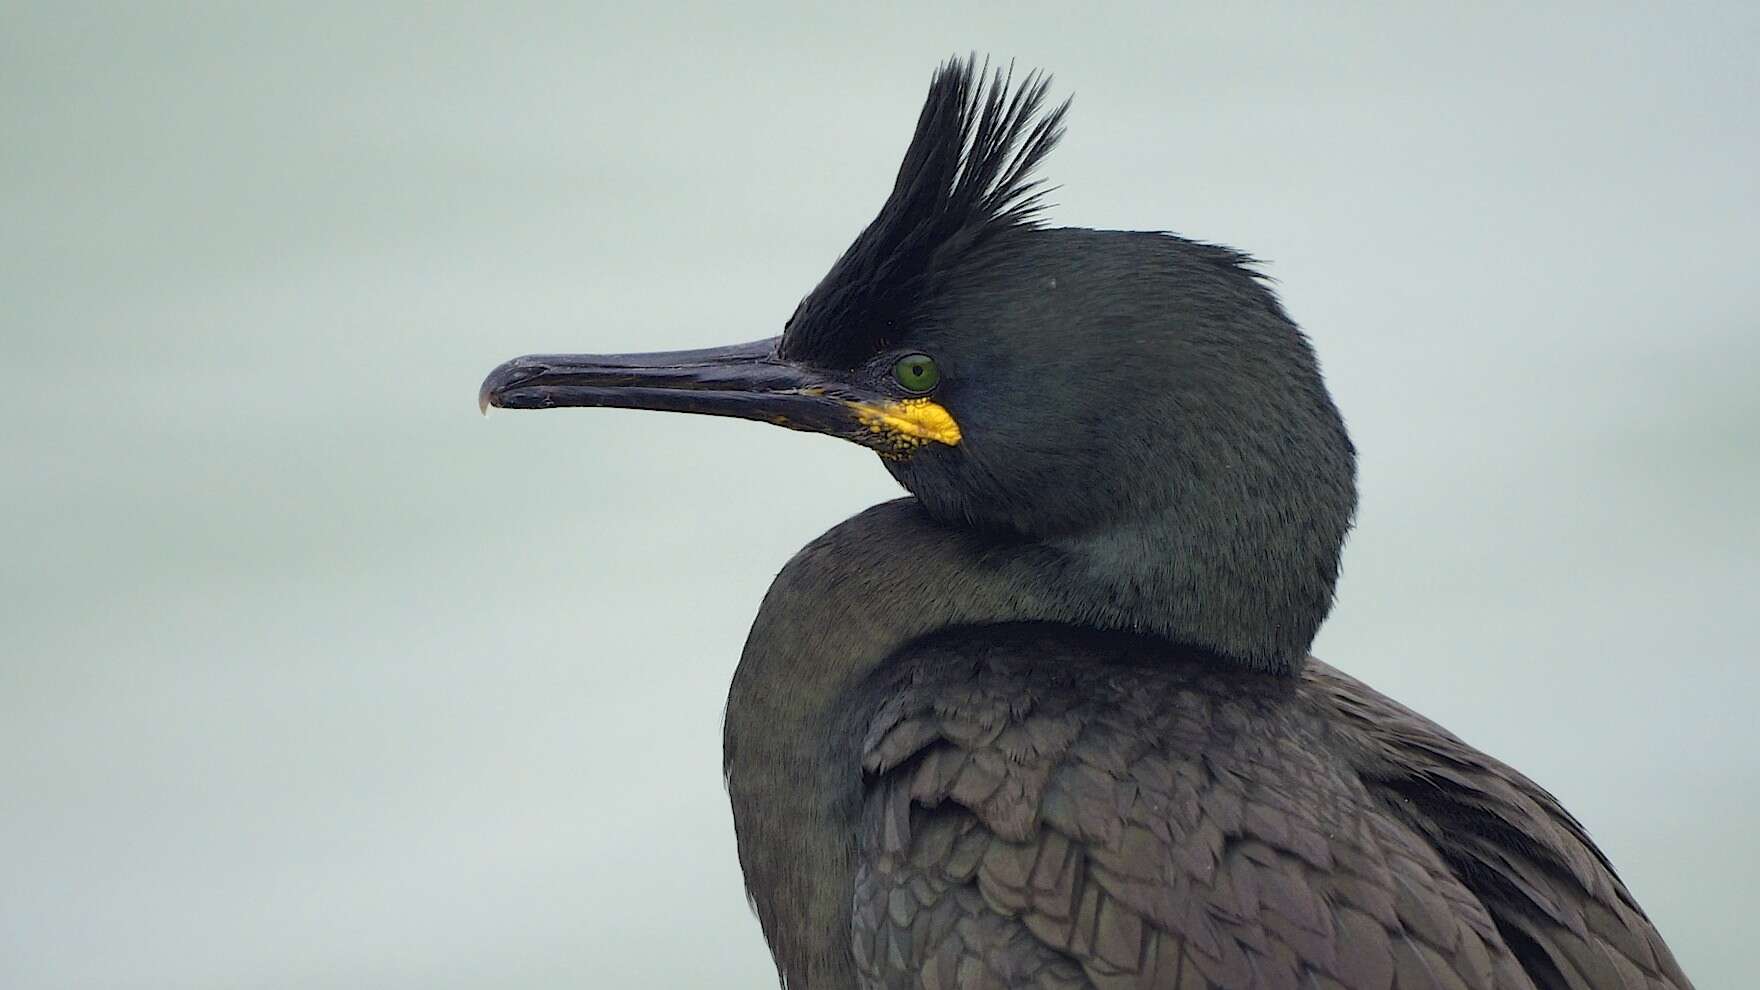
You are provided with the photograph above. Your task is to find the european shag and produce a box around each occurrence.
[480,59,1689,989]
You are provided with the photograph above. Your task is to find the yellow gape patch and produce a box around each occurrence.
[852,398,962,455]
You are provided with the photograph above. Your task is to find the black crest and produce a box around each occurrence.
[779,57,1070,368]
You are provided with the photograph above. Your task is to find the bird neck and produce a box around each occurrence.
[722,498,1055,985]
[722,496,1313,983]
[1038,499,1329,675]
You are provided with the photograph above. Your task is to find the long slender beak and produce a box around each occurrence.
[478,336,960,452]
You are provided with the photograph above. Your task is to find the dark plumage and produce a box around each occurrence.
[480,58,1689,989]
[782,61,1067,368]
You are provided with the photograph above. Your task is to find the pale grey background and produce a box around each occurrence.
[4,3,1755,987]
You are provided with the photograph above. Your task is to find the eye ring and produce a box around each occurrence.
[891,353,940,394]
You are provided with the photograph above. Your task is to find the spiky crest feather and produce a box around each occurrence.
[779,57,1069,367]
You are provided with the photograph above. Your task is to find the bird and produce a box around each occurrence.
[479,58,1690,990]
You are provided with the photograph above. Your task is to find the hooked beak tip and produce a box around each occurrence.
[478,356,545,416]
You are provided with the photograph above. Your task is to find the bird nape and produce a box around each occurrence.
[480,58,1690,990]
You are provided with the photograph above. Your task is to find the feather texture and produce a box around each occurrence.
[780,56,1069,368]
[850,625,1690,989]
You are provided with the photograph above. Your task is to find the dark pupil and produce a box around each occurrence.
[908,363,924,379]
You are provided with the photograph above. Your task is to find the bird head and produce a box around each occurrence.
[481,58,1357,668]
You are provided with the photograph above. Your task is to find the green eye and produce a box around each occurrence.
[892,353,940,394]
